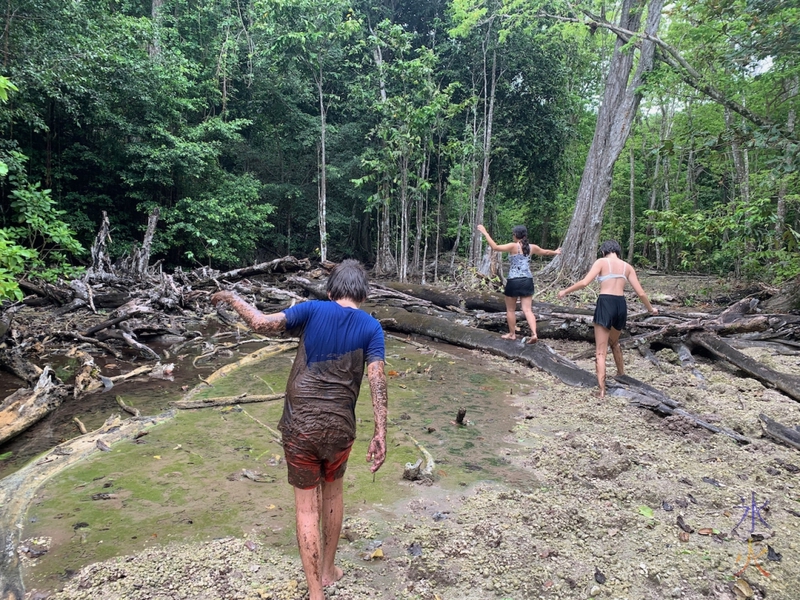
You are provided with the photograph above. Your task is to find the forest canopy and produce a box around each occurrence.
[0,0,798,298]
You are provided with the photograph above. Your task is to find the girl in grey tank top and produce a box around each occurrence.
[476,223,561,343]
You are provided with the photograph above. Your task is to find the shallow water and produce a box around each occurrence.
[16,337,539,592]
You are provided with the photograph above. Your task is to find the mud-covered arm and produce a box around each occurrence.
[210,291,287,334]
[366,360,388,473]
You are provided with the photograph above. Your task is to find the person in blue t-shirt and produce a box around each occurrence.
[212,260,387,600]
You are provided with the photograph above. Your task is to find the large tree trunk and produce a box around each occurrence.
[775,76,798,249]
[627,144,636,262]
[317,62,328,263]
[543,0,664,279]
[764,275,800,313]
[149,0,163,57]
[471,47,498,267]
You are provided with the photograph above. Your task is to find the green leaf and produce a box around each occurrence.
[638,505,654,519]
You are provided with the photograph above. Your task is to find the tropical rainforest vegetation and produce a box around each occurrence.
[0,0,798,299]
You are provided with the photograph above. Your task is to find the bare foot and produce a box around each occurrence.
[526,334,538,344]
[591,390,605,399]
[500,332,516,340]
[322,566,344,587]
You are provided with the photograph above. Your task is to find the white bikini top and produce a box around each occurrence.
[597,257,628,282]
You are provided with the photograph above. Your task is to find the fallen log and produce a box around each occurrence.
[171,393,284,409]
[82,307,152,337]
[198,256,312,286]
[763,273,800,313]
[759,413,800,451]
[672,343,705,382]
[612,375,750,444]
[379,280,593,317]
[0,411,175,600]
[116,395,141,417]
[0,347,43,386]
[725,338,800,355]
[0,367,69,445]
[181,342,298,402]
[17,279,70,305]
[120,330,161,360]
[53,330,123,358]
[366,304,596,388]
[688,332,800,402]
[108,364,154,382]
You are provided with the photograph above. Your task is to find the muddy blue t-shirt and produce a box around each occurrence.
[278,300,385,439]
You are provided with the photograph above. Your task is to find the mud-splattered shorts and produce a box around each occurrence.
[282,430,354,490]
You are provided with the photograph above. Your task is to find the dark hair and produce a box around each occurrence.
[599,240,623,257]
[327,259,370,303]
[512,225,530,256]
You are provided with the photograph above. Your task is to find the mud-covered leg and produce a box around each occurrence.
[609,328,624,376]
[320,478,344,587]
[294,486,325,600]
[594,324,611,399]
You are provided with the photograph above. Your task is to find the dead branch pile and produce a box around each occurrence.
[2,209,799,450]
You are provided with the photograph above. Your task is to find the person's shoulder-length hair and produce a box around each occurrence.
[327,259,370,303]
[599,240,623,258]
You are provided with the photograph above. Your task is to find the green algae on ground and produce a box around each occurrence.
[22,340,535,592]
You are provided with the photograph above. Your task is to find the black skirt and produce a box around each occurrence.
[504,277,534,298]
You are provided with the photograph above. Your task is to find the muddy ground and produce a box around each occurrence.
[7,275,800,600]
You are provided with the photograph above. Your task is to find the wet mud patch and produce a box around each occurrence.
[17,330,800,600]
[22,339,536,594]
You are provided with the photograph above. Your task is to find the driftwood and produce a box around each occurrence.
[54,330,123,358]
[82,302,153,336]
[171,393,284,409]
[73,416,87,434]
[85,210,115,281]
[0,368,69,445]
[0,347,43,386]
[198,256,312,287]
[116,395,141,417]
[612,375,750,444]
[688,332,800,402]
[180,343,298,403]
[759,413,800,451]
[0,411,175,600]
[134,207,160,278]
[672,343,705,382]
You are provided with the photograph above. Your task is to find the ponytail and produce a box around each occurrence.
[512,225,530,256]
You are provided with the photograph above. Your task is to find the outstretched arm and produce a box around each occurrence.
[476,224,517,253]
[366,360,388,473]
[530,244,562,257]
[627,268,658,314]
[558,260,603,298]
[211,291,287,334]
